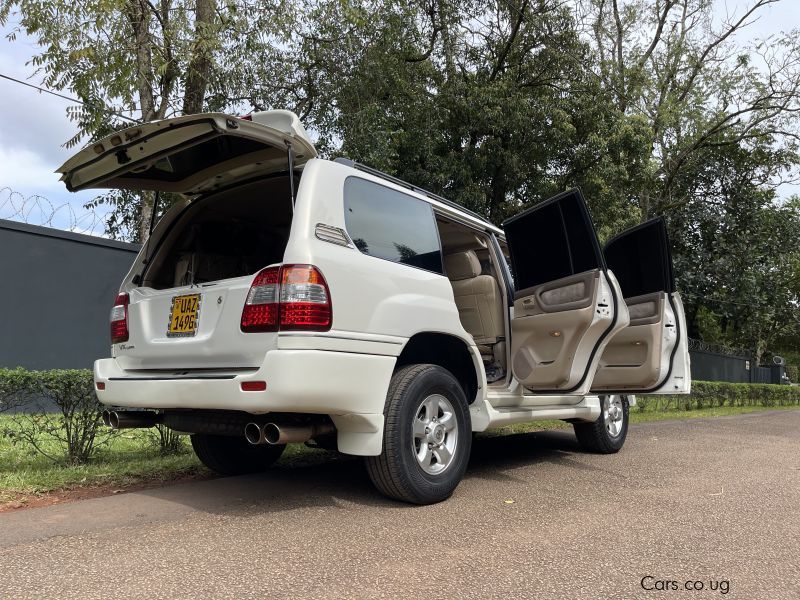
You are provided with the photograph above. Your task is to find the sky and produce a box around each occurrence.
[0,0,798,236]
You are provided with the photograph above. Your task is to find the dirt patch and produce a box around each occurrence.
[0,473,216,513]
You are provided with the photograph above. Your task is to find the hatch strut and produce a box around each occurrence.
[149,191,161,235]
[133,191,161,286]
[285,140,296,208]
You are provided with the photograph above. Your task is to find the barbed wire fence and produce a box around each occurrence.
[687,338,753,359]
[0,187,109,237]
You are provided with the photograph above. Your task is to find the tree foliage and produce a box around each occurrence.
[0,0,248,239]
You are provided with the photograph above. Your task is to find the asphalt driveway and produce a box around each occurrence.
[1,411,798,599]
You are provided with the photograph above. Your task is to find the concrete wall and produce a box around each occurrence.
[0,219,139,370]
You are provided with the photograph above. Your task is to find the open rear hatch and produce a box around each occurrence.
[58,111,316,371]
[56,110,316,194]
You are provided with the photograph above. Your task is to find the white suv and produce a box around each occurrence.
[58,110,690,504]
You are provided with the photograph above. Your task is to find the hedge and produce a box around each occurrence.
[636,380,800,411]
[2,370,798,463]
[0,368,184,461]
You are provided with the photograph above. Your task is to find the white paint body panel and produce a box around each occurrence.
[650,293,691,394]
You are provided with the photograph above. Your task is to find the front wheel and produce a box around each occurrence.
[366,364,472,504]
[573,394,629,454]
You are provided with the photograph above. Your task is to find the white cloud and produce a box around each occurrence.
[0,25,113,234]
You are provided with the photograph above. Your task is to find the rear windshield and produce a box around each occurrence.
[142,175,294,289]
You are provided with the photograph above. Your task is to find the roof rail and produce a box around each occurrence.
[334,157,494,227]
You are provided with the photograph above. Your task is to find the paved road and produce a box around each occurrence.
[1,411,798,600]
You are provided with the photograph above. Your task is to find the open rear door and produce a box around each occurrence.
[592,218,690,394]
[57,110,316,195]
[503,189,629,395]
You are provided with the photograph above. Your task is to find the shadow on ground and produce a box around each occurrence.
[134,428,587,515]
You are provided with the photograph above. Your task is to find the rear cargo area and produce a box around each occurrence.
[142,175,295,289]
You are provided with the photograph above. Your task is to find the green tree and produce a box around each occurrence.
[0,0,239,240]
[227,0,647,234]
[669,139,800,359]
[580,0,800,216]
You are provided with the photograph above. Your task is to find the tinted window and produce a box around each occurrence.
[344,177,443,274]
[604,218,675,298]
[502,189,603,291]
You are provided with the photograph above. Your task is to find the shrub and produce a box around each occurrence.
[635,381,800,412]
[146,424,186,455]
[0,368,112,465]
[0,367,35,413]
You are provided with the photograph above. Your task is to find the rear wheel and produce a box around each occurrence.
[366,364,471,504]
[190,434,285,476]
[573,394,629,454]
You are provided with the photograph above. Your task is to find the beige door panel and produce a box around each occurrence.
[592,292,672,391]
[515,270,597,316]
[626,292,663,326]
[511,269,622,390]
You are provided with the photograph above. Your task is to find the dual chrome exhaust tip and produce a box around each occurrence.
[101,409,334,446]
[244,422,334,446]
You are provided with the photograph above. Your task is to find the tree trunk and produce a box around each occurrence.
[182,0,215,115]
[126,0,158,242]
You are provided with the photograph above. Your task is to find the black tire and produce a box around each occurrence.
[366,364,472,505]
[573,394,629,454]
[190,433,285,476]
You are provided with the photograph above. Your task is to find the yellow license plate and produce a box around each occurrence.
[167,294,201,337]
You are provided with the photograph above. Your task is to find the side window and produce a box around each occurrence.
[502,189,603,291]
[343,177,443,274]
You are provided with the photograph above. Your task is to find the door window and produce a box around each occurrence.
[503,189,604,291]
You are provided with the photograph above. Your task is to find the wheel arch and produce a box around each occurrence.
[395,332,483,404]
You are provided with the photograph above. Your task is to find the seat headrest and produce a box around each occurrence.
[445,251,481,281]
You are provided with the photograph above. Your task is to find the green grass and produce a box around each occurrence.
[2,403,799,505]
[0,418,202,503]
[630,404,800,422]
[0,417,324,504]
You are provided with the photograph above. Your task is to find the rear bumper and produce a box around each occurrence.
[94,349,396,416]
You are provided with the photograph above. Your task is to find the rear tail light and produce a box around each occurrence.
[110,292,129,344]
[241,267,281,332]
[241,264,331,333]
[279,265,332,330]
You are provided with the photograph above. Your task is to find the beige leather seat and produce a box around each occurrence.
[444,251,505,345]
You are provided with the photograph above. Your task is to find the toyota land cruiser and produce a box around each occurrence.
[58,110,690,504]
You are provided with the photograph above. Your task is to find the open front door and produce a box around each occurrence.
[503,189,629,395]
[592,218,690,394]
